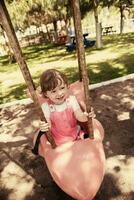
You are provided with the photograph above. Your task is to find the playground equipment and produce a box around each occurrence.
[0,0,105,199]
[66,33,96,52]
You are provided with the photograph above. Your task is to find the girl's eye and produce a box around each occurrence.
[51,90,56,93]
[61,86,65,89]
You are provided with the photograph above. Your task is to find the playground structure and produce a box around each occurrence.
[0,0,105,199]
[65,33,96,52]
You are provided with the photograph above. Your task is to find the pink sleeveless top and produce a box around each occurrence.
[42,96,84,145]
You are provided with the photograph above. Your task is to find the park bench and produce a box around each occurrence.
[102,26,116,35]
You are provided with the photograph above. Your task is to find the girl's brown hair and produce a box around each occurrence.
[40,69,68,96]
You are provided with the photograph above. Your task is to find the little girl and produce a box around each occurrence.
[32,69,95,154]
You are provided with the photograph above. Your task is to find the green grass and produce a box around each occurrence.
[0,33,134,104]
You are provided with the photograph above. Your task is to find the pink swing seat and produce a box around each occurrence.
[35,81,105,200]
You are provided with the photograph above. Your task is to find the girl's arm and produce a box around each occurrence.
[74,107,95,122]
[69,95,95,122]
[40,102,51,131]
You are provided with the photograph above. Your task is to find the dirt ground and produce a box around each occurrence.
[0,78,134,200]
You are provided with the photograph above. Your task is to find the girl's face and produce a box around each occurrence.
[45,80,68,104]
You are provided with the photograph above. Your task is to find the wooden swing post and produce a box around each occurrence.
[72,0,94,138]
[0,0,56,148]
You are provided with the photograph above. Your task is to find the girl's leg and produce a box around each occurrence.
[32,130,45,155]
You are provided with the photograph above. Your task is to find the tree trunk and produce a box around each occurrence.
[96,22,102,48]
[0,24,15,63]
[53,20,58,43]
[120,4,125,34]
[92,0,102,48]
[72,0,94,139]
[45,24,51,42]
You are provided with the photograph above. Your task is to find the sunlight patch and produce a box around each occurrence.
[1,161,34,200]
[117,112,130,121]
[106,155,134,193]
[124,85,134,92]
[121,97,131,103]
[92,68,100,74]
[0,133,26,143]
[121,97,134,108]
[100,94,112,100]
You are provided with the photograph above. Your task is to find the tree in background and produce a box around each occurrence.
[5,0,29,31]
[114,0,134,34]
[25,0,69,43]
[4,0,134,43]
[92,0,102,48]
[0,24,15,63]
[103,0,134,33]
[80,0,103,48]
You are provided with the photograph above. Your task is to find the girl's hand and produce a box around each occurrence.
[84,107,96,118]
[39,121,50,132]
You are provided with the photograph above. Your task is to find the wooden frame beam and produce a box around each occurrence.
[72,0,94,138]
[0,0,56,148]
